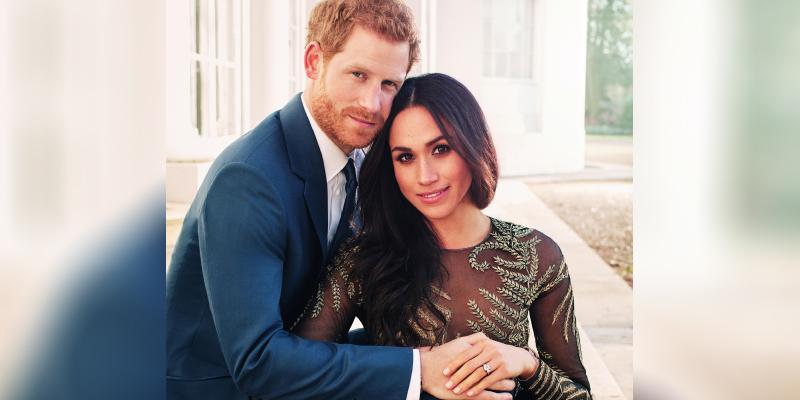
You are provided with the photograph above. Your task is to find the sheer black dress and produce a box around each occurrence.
[291,218,592,399]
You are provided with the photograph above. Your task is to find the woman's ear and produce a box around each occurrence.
[304,41,324,80]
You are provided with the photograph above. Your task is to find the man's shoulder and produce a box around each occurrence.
[220,112,286,163]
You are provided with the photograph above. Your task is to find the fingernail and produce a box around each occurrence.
[445,381,453,389]
[467,391,474,396]
[454,387,461,394]
[442,368,450,375]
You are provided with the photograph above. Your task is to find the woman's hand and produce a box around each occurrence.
[419,334,515,400]
[442,333,539,397]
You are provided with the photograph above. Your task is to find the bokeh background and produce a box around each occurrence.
[1,0,798,399]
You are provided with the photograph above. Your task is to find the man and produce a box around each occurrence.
[167,1,512,399]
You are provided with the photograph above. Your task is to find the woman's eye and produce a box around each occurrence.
[396,153,413,163]
[432,144,451,155]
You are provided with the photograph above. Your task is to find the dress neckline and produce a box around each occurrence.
[440,217,497,253]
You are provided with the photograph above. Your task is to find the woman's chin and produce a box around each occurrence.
[415,206,451,222]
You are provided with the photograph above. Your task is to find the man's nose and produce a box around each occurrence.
[357,83,382,115]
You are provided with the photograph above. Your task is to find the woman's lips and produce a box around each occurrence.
[417,186,450,204]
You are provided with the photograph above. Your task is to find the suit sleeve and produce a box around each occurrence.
[198,163,412,399]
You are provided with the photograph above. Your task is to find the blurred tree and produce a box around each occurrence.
[585,0,633,135]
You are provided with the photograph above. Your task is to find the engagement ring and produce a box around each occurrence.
[483,363,492,375]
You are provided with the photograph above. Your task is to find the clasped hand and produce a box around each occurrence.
[420,332,538,399]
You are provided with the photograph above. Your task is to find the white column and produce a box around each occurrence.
[249,0,292,127]
[538,0,587,172]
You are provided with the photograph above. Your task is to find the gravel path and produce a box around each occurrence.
[528,180,633,286]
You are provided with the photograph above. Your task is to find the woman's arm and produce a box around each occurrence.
[517,237,591,399]
[290,242,360,343]
[439,234,591,399]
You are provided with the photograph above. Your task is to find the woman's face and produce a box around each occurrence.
[389,106,475,224]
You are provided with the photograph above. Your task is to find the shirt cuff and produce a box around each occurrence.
[406,349,421,400]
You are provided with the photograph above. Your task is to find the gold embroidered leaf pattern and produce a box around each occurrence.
[497,286,528,307]
[479,288,521,320]
[431,286,452,301]
[500,275,532,301]
[490,307,517,331]
[331,279,342,312]
[553,286,577,342]
[467,299,507,339]
[295,218,591,398]
[492,265,532,284]
[526,359,591,400]
[493,254,528,270]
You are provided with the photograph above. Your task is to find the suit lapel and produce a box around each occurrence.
[279,94,328,263]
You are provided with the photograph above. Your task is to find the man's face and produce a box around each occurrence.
[309,26,410,154]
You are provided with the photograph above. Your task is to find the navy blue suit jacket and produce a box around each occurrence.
[166,94,412,399]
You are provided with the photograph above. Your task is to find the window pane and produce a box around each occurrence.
[216,66,238,136]
[483,0,535,79]
[191,60,205,135]
[191,0,244,137]
[496,52,508,77]
[215,0,237,62]
[190,0,197,53]
[195,0,208,55]
[510,52,521,79]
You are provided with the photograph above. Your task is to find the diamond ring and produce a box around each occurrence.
[483,363,492,375]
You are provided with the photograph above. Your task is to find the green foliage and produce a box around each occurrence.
[585,0,633,135]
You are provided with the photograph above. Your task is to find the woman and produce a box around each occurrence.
[292,73,591,399]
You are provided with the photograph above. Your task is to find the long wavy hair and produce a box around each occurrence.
[352,73,499,346]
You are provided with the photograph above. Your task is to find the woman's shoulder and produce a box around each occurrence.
[489,217,564,263]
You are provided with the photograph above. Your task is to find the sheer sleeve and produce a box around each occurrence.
[520,233,591,399]
[289,241,362,343]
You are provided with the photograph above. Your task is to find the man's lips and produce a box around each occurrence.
[417,186,450,204]
[348,115,377,127]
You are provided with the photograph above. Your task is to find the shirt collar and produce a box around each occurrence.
[301,92,349,183]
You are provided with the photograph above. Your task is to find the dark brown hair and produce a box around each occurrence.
[306,0,420,72]
[353,73,499,346]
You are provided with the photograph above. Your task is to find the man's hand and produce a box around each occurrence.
[419,333,513,400]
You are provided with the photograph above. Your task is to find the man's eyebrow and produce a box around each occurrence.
[345,63,405,83]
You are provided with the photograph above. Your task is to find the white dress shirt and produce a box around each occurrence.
[300,94,421,399]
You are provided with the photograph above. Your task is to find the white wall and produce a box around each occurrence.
[433,0,587,176]
[164,0,590,203]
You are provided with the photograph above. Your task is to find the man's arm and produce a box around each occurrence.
[198,163,412,399]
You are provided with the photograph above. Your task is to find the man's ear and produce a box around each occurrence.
[304,41,324,80]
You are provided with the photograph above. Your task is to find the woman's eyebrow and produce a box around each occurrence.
[391,136,446,152]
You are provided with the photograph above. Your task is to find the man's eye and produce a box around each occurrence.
[383,81,398,89]
[432,144,450,155]
[352,72,364,79]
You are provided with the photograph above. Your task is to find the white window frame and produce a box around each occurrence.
[482,0,538,82]
[190,0,250,138]
[481,0,543,134]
